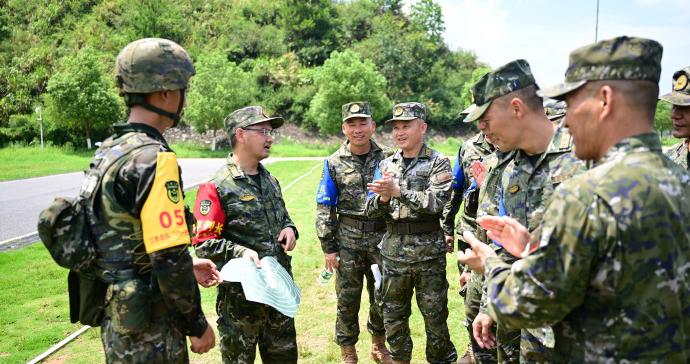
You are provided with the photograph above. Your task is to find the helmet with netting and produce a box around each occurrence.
[115,38,195,95]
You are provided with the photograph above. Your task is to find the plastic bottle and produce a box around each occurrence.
[317,268,334,285]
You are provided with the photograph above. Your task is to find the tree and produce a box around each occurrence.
[185,51,258,148]
[654,101,673,136]
[307,50,391,134]
[280,0,339,66]
[46,47,122,149]
[410,0,445,43]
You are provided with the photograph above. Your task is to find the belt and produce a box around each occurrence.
[386,220,441,235]
[339,215,386,232]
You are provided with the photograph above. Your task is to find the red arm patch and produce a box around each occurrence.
[192,182,226,245]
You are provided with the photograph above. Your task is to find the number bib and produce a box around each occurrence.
[140,152,190,253]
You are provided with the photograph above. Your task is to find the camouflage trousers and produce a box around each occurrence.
[520,328,555,363]
[464,271,497,364]
[335,247,386,346]
[494,249,520,364]
[100,302,188,363]
[382,256,457,364]
[216,283,297,364]
[495,322,520,363]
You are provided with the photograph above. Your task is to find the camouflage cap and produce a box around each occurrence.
[539,36,663,100]
[342,101,373,122]
[385,102,427,123]
[115,38,195,95]
[464,59,537,123]
[458,104,477,119]
[224,106,284,136]
[660,67,690,106]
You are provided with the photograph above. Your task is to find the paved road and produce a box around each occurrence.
[0,157,323,248]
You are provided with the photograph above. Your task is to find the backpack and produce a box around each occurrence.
[37,136,158,272]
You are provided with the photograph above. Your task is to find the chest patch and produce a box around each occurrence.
[509,185,520,194]
[240,194,256,202]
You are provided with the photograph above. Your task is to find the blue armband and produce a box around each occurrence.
[451,147,464,190]
[316,160,338,206]
[493,186,507,247]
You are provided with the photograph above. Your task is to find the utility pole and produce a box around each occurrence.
[35,106,44,149]
[595,0,600,42]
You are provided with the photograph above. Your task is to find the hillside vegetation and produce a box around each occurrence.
[0,0,487,149]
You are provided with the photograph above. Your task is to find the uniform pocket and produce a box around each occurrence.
[108,278,151,335]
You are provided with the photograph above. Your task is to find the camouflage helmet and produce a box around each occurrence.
[115,38,195,95]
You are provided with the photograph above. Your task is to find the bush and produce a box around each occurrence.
[307,50,391,134]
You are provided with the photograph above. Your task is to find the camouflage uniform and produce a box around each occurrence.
[442,132,495,251]
[366,102,457,364]
[485,126,584,363]
[315,102,391,348]
[96,38,208,364]
[486,36,690,362]
[441,131,496,363]
[462,149,513,364]
[665,140,689,170]
[193,107,298,364]
[661,67,690,170]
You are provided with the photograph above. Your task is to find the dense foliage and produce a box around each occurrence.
[0,0,488,147]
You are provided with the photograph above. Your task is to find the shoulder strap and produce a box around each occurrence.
[80,133,162,232]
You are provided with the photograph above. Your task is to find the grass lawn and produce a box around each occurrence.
[0,140,338,181]
[1,160,469,363]
[171,139,339,159]
[0,145,92,181]
[428,136,463,157]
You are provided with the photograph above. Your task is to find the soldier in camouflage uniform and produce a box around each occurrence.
[463,59,586,363]
[95,38,215,363]
[661,66,690,169]
[193,106,299,364]
[366,102,457,364]
[315,102,393,363]
[442,104,497,364]
[461,36,690,362]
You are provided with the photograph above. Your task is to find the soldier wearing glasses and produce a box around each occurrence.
[192,106,299,363]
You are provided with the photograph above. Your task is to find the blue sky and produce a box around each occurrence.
[436,0,690,91]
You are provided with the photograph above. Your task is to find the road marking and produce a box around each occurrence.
[27,325,91,364]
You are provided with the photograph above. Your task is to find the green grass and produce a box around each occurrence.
[661,136,683,147]
[0,144,92,181]
[0,244,82,363]
[429,137,463,157]
[2,160,469,363]
[173,139,338,158]
[0,141,338,181]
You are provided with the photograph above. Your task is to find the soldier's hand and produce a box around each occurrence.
[470,161,487,186]
[242,249,261,268]
[444,235,454,253]
[459,271,471,289]
[367,172,400,202]
[472,313,496,349]
[192,258,221,288]
[190,321,215,354]
[458,231,496,274]
[477,216,531,257]
[324,252,340,271]
[278,227,297,252]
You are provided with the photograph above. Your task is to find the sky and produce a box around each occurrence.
[435,0,690,91]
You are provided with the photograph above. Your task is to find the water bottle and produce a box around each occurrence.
[317,256,340,285]
[317,268,334,285]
